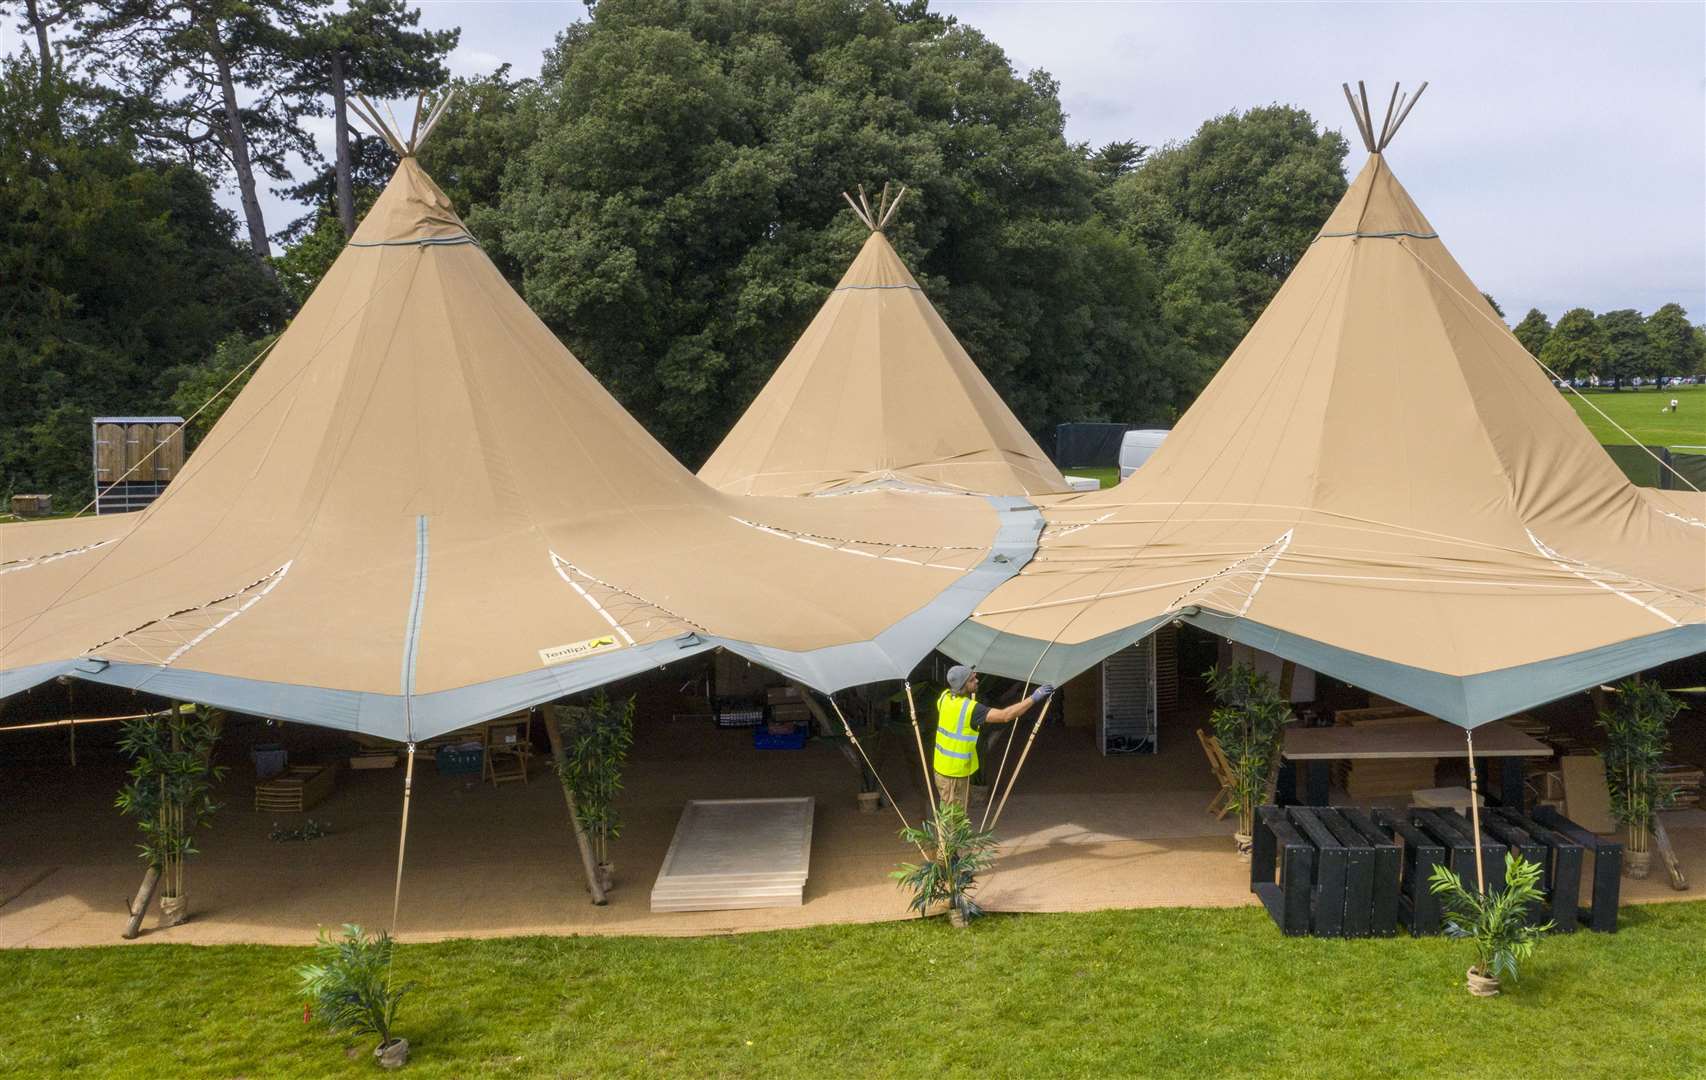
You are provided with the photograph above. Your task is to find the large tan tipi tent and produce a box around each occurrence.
[1,128,1040,743]
[698,186,1068,498]
[943,84,1705,726]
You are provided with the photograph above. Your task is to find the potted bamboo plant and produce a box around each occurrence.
[1598,678,1682,879]
[1205,664,1294,858]
[115,704,225,932]
[1428,853,1553,996]
[892,801,998,928]
[552,693,635,892]
[298,924,414,1068]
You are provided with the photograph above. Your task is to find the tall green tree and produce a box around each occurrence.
[1481,292,1504,319]
[488,0,1174,464]
[1540,307,1603,382]
[12,0,73,87]
[1597,308,1650,388]
[1511,308,1552,359]
[0,57,286,503]
[1158,224,1247,397]
[1645,303,1705,377]
[70,0,329,272]
[294,0,457,237]
[1105,105,1349,320]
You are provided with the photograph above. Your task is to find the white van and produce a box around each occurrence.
[1117,429,1170,479]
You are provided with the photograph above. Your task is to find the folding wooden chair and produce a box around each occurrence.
[482,714,533,785]
[1198,728,1236,820]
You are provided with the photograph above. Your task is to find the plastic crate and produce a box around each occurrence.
[435,746,484,775]
[753,725,808,750]
[716,701,766,728]
[251,743,288,780]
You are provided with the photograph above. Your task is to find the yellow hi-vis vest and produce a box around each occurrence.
[933,689,980,778]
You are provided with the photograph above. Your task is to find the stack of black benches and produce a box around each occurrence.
[1251,804,1622,938]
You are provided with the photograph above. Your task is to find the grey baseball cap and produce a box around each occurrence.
[946,665,975,693]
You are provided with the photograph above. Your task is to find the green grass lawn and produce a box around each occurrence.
[4,903,1704,1079]
[1062,464,1120,488]
[1563,385,1706,447]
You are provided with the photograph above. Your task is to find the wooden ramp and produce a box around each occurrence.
[651,798,815,913]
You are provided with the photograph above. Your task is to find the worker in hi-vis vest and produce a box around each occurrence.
[933,665,1054,810]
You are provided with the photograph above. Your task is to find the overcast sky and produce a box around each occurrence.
[13,1,1704,321]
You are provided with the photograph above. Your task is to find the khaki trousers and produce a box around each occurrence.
[934,772,970,810]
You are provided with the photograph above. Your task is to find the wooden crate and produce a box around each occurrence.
[255,763,339,813]
[9,494,52,516]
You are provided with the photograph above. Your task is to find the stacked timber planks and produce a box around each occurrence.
[254,763,339,813]
[1330,709,1438,799]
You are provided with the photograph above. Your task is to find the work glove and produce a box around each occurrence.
[1030,684,1055,704]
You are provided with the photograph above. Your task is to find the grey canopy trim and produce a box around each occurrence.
[347,235,479,249]
[0,498,1043,744]
[833,283,923,293]
[942,608,1706,730]
[1313,230,1438,241]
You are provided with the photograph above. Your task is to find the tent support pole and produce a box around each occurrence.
[543,709,608,905]
[987,696,1053,832]
[904,682,937,821]
[1465,728,1486,895]
[390,744,416,933]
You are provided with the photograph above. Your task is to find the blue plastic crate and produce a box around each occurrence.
[435,746,484,775]
[753,725,808,750]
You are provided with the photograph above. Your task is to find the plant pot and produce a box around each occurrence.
[856,790,880,814]
[597,862,615,893]
[159,891,188,927]
[948,905,968,929]
[1465,966,1500,997]
[1625,848,1651,880]
[375,1037,409,1069]
[1234,832,1253,861]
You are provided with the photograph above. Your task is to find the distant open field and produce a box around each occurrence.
[1564,385,1706,448]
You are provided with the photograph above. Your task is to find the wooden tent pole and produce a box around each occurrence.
[1383,81,1428,147]
[390,744,416,932]
[1375,83,1401,150]
[1465,727,1486,895]
[543,708,608,905]
[841,191,873,230]
[986,696,1053,832]
[904,682,938,820]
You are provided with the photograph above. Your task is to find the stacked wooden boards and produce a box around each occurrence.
[1331,708,1438,799]
[651,798,814,912]
[254,763,339,813]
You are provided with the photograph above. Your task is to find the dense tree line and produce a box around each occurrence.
[1511,304,1706,388]
[4,0,1355,502]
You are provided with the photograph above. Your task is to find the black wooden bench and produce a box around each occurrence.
[1250,805,1399,938]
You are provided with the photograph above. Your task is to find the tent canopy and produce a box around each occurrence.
[698,190,1067,498]
[944,91,1704,726]
[2,157,1041,742]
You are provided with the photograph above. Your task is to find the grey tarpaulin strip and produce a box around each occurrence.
[941,610,1706,729]
[832,284,922,292]
[6,498,1046,745]
[1313,230,1438,241]
[347,235,480,249]
[401,515,429,737]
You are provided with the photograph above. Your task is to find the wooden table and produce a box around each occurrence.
[1280,718,1552,810]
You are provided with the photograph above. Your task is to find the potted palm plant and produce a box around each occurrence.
[892,801,998,928]
[1205,664,1294,858]
[1598,678,1682,879]
[1428,853,1553,996]
[298,924,414,1068]
[115,704,225,934]
[551,693,635,892]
